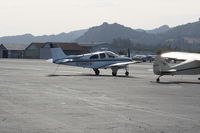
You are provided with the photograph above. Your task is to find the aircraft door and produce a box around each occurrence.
[90,54,99,68]
[98,53,107,67]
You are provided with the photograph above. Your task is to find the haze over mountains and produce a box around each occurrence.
[1,21,200,49]
[0,29,87,44]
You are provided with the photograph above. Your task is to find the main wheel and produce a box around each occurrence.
[112,72,117,76]
[156,78,160,83]
[94,69,100,76]
[125,71,129,76]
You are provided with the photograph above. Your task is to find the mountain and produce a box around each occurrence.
[0,29,87,44]
[136,25,170,34]
[77,21,200,44]
[146,25,170,34]
[158,21,200,51]
[76,22,157,44]
[161,22,200,39]
[1,21,200,51]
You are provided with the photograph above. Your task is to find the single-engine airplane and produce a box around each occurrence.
[153,51,200,82]
[49,43,139,76]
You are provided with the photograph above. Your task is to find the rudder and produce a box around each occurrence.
[49,43,68,62]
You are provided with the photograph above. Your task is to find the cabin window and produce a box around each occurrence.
[90,54,99,59]
[100,53,106,59]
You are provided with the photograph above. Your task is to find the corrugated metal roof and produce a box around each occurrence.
[1,44,28,50]
[26,43,45,50]
[58,43,85,51]
[0,42,87,52]
[32,43,45,48]
[45,42,85,51]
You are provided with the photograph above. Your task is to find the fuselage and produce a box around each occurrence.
[169,60,200,75]
[53,51,132,69]
[153,56,200,75]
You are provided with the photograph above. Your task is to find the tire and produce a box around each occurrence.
[94,69,100,76]
[112,72,117,76]
[125,72,129,76]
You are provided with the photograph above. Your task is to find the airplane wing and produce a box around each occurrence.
[161,52,200,61]
[99,61,140,68]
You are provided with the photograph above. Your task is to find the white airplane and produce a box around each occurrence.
[49,44,139,76]
[153,51,200,82]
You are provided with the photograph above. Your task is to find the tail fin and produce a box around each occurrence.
[153,56,170,75]
[50,43,68,62]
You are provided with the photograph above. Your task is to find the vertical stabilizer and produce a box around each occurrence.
[50,43,68,62]
[153,56,170,75]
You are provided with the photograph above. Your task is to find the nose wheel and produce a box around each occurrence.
[125,65,129,76]
[125,71,129,76]
[93,69,100,76]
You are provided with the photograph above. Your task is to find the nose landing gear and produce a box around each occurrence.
[93,69,100,76]
[125,71,129,76]
[125,65,129,76]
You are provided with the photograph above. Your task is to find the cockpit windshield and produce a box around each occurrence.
[106,52,119,58]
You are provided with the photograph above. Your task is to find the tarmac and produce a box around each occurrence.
[0,59,200,133]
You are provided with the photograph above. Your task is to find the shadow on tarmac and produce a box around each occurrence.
[151,81,200,85]
[47,74,137,78]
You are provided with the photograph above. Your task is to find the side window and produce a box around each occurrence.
[90,54,99,59]
[100,53,106,59]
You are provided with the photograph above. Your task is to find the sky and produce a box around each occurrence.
[0,0,199,36]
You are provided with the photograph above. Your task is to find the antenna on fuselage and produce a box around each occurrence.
[127,48,130,58]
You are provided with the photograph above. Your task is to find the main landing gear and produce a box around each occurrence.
[93,69,100,76]
[112,72,117,76]
[93,67,130,77]
[111,67,118,76]
[111,66,129,77]
[112,71,129,76]
[156,75,163,82]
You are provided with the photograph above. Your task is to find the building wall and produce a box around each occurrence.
[7,50,24,58]
[40,48,51,59]
[0,43,87,59]
[2,50,8,58]
[0,45,5,58]
[0,50,2,58]
[24,50,40,59]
